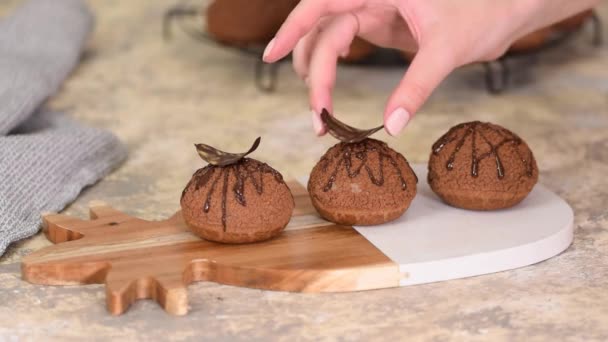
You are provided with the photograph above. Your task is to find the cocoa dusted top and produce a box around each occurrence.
[182,158,285,231]
[318,138,416,192]
[432,121,535,179]
[182,137,285,231]
[316,110,416,191]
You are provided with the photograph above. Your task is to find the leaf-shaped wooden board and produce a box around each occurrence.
[20,166,574,316]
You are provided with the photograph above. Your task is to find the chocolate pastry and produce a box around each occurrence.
[181,137,294,243]
[206,0,298,46]
[308,110,418,225]
[427,121,539,210]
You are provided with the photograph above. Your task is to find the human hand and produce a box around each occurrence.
[262,0,599,136]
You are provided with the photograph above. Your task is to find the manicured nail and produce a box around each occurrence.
[385,107,410,136]
[263,38,276,61]
[311,110,325,135]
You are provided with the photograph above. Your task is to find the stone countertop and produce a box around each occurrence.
[1,0,608,340]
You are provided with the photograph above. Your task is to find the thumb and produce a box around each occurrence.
[384,46,455,136]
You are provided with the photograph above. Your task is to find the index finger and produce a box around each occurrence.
[263,0,365,63]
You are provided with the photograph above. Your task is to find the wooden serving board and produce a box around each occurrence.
[21,165,574,316]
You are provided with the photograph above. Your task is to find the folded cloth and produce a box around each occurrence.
[0,112,127,255]
[0,0,93,135]
[0,0,127,256]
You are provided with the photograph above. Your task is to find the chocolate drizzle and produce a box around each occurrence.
[432,121,535,179]
[319,139,416,192]
[182,158,285,231]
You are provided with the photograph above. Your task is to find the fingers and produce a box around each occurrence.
[384,45,455,136]
[263,0,365,63]
[308,14,359,135]
[292,22,322,81]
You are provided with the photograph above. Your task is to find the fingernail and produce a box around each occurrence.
[385,107,410,136]
[311,110,325,136]
[304,76,310,87]
[263,38,275,61]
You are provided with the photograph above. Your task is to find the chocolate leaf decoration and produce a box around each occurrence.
[321,109,384,143]
[195,137,261,166]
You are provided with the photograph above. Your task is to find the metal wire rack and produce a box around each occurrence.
[163,2,603,95]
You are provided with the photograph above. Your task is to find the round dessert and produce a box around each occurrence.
[427,121,539,210]
[308,138,418,226]
[205,0,298,46]
[181,139,294,244]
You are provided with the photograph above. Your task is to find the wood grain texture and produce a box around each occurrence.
[21,182,400,316]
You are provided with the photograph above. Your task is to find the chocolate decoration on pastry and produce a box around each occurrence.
[427,121,538,210]
[308,111,417,226]
[181,137,294,244]
[321,110,384,143]
[195,137,261,166]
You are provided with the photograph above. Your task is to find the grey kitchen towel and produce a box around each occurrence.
[0,0,93,135]
[0,112,127,255]
[0,0,127,256]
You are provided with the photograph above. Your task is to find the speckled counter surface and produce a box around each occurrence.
[1,1,608,340]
